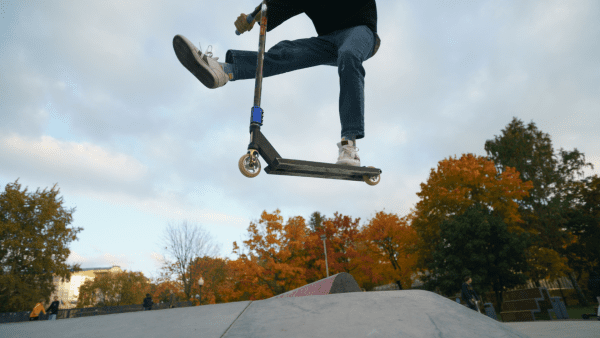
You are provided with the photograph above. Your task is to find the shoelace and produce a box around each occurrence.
[198,43,219,61]
[341,145,360,158]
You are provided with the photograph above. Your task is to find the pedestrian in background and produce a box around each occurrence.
[461,276,480,312]
[46,296,61,320]
[588,269,600,321]
[169,290,178,309]
[29,299,46,321]
[143,294,154,311]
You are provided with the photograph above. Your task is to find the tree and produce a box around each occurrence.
[161,220,221,300]
[308,211,325,232]
[410,153,533,278]
[230,210,309,299]
[307,213,381,288]
[423,204,531,311]
[77,271,150,307]
[561,175,600,305]
[151,279,184,305]
[484,118,592,289]
[360,211,419,290]
[188,256,234,305]
[0,179,82,313]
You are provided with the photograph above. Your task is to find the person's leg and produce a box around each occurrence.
[597,296,600,318]
[329,25,376,142]
[225,37,338,81]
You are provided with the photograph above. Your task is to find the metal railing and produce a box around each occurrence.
[0,301,193,324]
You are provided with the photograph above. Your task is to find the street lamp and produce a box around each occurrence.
[320,235,329,277]
[198,277,204,305]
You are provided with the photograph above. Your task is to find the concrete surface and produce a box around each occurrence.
[2,290,599,337]
[504,321,600,338]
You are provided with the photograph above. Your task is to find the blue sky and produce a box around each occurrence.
[1,0,599,282]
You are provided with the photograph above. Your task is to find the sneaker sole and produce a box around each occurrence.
[173,35,217,89]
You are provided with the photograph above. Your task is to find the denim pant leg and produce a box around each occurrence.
[328,26,375,140]
[226,37,338,80]
[226,25,375,140]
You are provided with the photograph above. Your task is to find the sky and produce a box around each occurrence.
[1,0,599,282]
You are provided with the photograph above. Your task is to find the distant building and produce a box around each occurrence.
[51,266,123,309]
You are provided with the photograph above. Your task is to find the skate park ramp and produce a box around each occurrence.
[2,273,599,337]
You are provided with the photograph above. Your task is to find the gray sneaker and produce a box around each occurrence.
[173,35,229,89]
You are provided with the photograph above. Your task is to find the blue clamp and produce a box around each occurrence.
[251,106,263,125]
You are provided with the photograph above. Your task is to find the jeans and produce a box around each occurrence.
[226,25,376,140]
[48,314,56,320]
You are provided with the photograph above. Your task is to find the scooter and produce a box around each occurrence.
[235,1,382,185]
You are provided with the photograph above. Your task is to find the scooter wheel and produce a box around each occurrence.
[239,152,261,178]
[363,166,381,186]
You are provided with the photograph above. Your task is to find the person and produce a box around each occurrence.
[29,299,46,321]
[173,0,381,167]
[143,294,154,311]
[588,269,600,320]
[46,296,61,320]
[461,276,480,312]
[169,290,178,309]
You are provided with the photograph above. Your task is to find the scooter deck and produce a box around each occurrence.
[264,158,381,181]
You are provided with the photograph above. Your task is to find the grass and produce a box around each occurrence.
[492,305,598,322]
[565,305,598,320]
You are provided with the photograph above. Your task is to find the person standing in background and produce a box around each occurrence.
[46,296,61,320]
[29,300,46,321]
[143,294,154,311]
[461,276,480,312]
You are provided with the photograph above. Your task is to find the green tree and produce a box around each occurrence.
[423,204,531,312]
[484,117,593,303]
[562,175,600,304]
[0,179,82,313]
[308,211,325,232]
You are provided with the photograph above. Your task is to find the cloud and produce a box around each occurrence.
[0,134,150,195]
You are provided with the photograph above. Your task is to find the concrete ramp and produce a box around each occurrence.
[1,290,537,338]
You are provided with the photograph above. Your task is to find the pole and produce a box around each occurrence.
[321,235,329,277]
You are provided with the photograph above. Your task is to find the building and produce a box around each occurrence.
[51,266,123,309]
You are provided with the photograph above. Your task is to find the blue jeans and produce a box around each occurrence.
[48,314,56,320]
[226,25,376,140]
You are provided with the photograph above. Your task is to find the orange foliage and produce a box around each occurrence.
[361,211,419,289]
[411,153,534,270]
[229,210,309,300]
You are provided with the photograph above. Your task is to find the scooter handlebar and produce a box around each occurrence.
[235,14,255,36]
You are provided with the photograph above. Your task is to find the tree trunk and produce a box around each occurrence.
[494,289,503,318]
[568,272,589,307]
[396,280,403,290]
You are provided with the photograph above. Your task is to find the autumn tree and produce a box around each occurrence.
[361,211,419,291]
[302,213,380,289]
[161,220,221,300]
[187,256,235,305]
[150,270,185,304]
[424,204,531,311]
[410,153,534,282]
[484,117,592,289]
[77,271,150,307]
[0,179,82,313]
[230,210,309,300]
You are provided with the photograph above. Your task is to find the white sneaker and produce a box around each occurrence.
[173,35,229,89]
[336,140,360,166]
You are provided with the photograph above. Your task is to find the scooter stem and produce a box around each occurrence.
[253,0,268,108]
